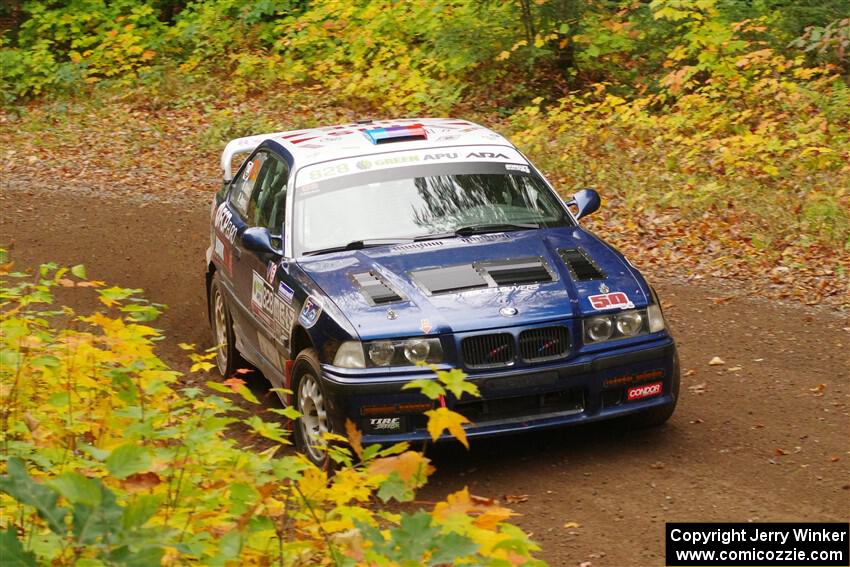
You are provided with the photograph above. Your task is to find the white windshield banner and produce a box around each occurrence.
[295,145,528,188]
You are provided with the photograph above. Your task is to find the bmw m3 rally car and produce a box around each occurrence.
[206,118,680,464]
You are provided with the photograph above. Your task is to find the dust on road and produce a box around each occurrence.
[2,183,848,566]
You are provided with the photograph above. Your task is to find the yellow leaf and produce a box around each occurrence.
[424,407,470,448]
[190,361,215,372]
[368,451,433,484]
[563,521,581,529]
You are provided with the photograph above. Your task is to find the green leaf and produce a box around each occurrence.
[0,526,37,567]
[401,378,444,400]
[0,458,68,535]
[71,264,87,279]
[430,532,479,564]
[106,445,152,479]
[376,471,412,503]
[72,481,123,545]
[122,495,160,531]
[437,368,479,400]
[268,406,301,420]
[48,472,101,506]
[106,545,164,567]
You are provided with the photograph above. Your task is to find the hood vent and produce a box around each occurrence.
[351,271,404,305]
[411,264,489,295]
[558,248,606,281]
[480,258,553,286]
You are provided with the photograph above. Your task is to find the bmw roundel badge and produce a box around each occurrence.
[499,306,518,317]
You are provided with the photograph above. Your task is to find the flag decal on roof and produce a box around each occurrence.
[363,124,427,145]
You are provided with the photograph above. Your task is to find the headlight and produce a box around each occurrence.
[333,341,366,368]
[333,338,443,368]
[368,341,395,366]
[615,311,643,336]
[586,316,614,342]
[403,339,431,364]
[584,307,661,344]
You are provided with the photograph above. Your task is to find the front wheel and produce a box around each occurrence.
[209,273,242,377]
[293,349,332,467]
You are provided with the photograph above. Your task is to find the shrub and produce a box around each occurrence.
[0,255,544,565]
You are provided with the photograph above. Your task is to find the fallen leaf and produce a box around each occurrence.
[728,365,743,372]
[809,384,826,395]
[563,521,581,529]
[752,423,765,429]
[708,356,725,366]
[683,369,697,377]
[829,456,840,462]
[709,295,736,304]
[688,382,707,394]
[504,494,529,504]
[689,418,704,424]
[650,461,665,469]
[775,448,789,456]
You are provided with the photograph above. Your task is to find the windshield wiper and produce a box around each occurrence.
[413,222,540,241]
[303,238,413,256]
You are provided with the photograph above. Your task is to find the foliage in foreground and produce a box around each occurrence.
[0,257,543,566]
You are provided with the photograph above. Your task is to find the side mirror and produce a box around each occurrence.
[565,188,601,220]
[242,227,282,256]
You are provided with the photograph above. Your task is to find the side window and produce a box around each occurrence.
[248,155,289,234]
[229,152,269,217]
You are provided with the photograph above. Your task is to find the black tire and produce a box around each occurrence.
[209,272,243,378]
[292,349,332,468]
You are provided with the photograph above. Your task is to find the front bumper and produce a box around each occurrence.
[320,337,679,445]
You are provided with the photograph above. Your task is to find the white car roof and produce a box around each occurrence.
[220,117,515,181]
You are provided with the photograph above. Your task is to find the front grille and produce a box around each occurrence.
[519,326,570,362]
[461,333,514,368]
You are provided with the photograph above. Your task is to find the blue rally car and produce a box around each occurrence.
[206,118,679,464]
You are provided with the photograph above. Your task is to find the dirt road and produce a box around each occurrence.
[2,183,848,566]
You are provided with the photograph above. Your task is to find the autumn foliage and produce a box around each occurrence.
[0,257,543,565]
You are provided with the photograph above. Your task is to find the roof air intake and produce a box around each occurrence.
[480,258,553,286]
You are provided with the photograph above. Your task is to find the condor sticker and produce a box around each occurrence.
[252,272,295,340]
[627,381,663,401]
[588,291,635,310]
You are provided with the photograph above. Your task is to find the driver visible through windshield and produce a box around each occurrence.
[293,161,572,256]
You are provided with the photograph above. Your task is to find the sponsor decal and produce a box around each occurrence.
[266,260,278,283]
[369,417,401,431]
[252,271,295,340]
[627,381,663,401]
[466,151,509,159]
[277,281,294,304]
[505,163,530,173]
[423,152,458,160]
[299,297,321,328]
[213,236,232,274]
[242,160,255,181]
[356,159,373,170]
[420,318,433,334]
[588,291,635,310]
[605,369,665,388]
[214,203,238,244]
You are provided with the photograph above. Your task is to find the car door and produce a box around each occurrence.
[235,151,298,380]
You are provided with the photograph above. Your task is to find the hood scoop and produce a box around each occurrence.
[558,248,606,281]
[480,258,553,286]
[351,271,404,305]
[411,258,554,295]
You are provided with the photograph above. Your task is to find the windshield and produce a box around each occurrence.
[292,162,573,256]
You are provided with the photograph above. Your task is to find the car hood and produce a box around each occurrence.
[297,228,649,339]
